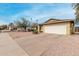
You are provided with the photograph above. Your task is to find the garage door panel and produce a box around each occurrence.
[43,23,67,34]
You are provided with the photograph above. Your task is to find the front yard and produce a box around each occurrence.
[8,32,79,56]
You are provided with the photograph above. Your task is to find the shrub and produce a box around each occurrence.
[32,28,38,34]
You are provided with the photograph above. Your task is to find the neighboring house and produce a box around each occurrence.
[8,25,17,31]
[75,24,79,32]
[38,18,74,35]
[75,27,79,32]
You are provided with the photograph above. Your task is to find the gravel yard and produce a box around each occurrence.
[8,32,79,56]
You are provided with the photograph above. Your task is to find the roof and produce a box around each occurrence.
[37,16,74,24]
[42,18,74,25]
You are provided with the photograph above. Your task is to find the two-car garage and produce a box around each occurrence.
[40,19,74,35]
[43,23,67,34]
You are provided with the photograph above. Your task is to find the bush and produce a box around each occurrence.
[32,28,38,34]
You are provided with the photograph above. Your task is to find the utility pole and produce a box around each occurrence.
[30,18,32,28]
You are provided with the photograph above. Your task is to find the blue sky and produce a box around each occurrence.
[0,3,75,25]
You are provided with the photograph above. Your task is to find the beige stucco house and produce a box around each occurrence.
[38,19,74,35]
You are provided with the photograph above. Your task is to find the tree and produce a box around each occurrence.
[9,23,14,28]
[32,22,38,28]
[73,3,79,22]
[8,23,17,31]
[31,22,38,34]
[15,17,30,31]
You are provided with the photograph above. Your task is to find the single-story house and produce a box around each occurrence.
[75,27,79,32]
[38,18,74,35]
[75,24,79,32]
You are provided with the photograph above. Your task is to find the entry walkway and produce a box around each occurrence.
[0,33,28,56]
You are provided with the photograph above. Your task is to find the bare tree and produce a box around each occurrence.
[15,17,30,31]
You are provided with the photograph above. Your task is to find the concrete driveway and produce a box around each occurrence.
[8,32,79,56]
[1,32,79,56]
[0,33,28,56]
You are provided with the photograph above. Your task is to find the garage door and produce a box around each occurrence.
[43,23,67,34]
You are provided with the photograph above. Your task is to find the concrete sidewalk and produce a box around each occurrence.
[0,33,28,56]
